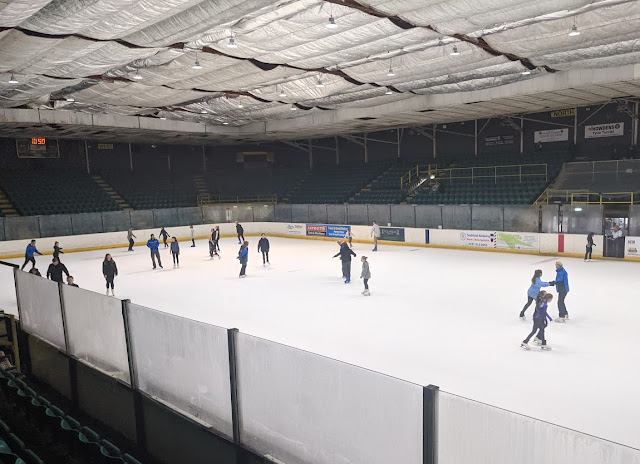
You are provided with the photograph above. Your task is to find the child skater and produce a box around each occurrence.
[238,241,249,278]
[208,237,220,259]
[257,233,270,266]
[170,237,180,268]
[519,269,550,320]
[102,253,118,296]
[53,241,64,261]
[360,256,371,296]
[521,291,553,351]
[585,232,595,261]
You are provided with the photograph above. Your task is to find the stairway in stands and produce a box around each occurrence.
[279,171,311,203]
[193,174,211,201]
[0,187,19,217]
[92,175,132,210]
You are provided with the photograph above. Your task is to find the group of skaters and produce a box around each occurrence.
[20,239,79,288]
[519,260,570,351]
[330,221,380,296]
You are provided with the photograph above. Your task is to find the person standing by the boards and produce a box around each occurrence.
[127,228,136,251]
[235,221,245,244]
[147,234,163,269]
[102,253,118,296]
[190,225,196,247]
[46,258,69,283]
[371,221,381,252]
[585,232,595,261]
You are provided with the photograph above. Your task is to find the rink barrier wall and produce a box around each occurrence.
[6,262,639,464]
[1,220,637,261]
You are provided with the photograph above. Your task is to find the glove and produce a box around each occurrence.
[548,281,556,286]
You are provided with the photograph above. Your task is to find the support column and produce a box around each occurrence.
[573,108,578,145]
[335,136,340,165]
[227,328,241,444]
[423,385,439,464]
[397,129,401,159]
[202,145,207,173]
[167,149,171,172]
[364,133,368,164]
[308,140,313,170]
[84,140,90,174]
[129,143,133,172]
[474,120,478,157]
[433,125,437,159]
[520,116,524,154]
[633,102,639,146]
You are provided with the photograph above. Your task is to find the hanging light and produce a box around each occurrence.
[449,45,460,56]
[160,117,167,120]
[326,15,338,29]
[290,104,297,111]
[200,109,207,114]
[192,53,203,70]
[133,70,143,80]
[278,86,287,98]
[385,88,393,95]
[316,79,325,88]
[66,96,75,102]
[568,24,580,36]
[222,121,229,125]
[521,70,531,75]
[227,31,238,48]
[438,37,444,47]
[8,74,18,84]
[387,59,395,77]
[238,102,244,108]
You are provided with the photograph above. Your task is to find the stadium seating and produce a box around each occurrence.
[0,171,122,216]
[287,162,391,204]
[351,160,419,204]
[204,167,306,199]
[103,171,197,210]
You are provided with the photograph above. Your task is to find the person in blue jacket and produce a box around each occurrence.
[237,241,249,277]
[521,292,553,350]
[170,237,180,268]
[21,240,42,271]
[519,269,550,319]
[550,261,570,322]
[147,234,163,269]
[257,233,270,266]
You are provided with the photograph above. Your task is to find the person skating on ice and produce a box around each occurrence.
[238,241,249,278]
[345,229,354,248]
[550,261,569,322]
[235,221,245,244]
[213,226,221,252]
[208,237,220,259]
[46,257,69,283]
[147,234,163,269]
[159,227,169,248]
[66,275,79,287]
[520,269,550,320]
[333,241,356,283]
[127,227,136,251]
[360,256,371,296]
[21,239,42,271]
[371,221,380,252]
[258,233,270,266]
[170,237,180,268]
[585,232,595,261]
[521,292,553,350]
[53,241,64,261]
[102,253,118,296]
[190,225,196,247]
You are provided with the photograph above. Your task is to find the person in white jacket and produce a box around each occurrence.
[371,221,381,252]
[190,225,195,247]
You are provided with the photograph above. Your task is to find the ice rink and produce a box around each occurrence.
[1,236,639,449]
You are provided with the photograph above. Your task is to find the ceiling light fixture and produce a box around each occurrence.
[316,79,324,88]
[192,53,203,70]
[227,31,238,48]
[278,86,287,98]
[326,3,338,29]
[238,102,244,108]
[160,117,167,120]
[200,109,207,114]
[8,74,18,84]
[222,121,229,125]
[290,104,297,111]
[133,70,143,80]
[449,45,460,56]
[66,97,75,102]
[387,59,395,77]
[568,24,580,37]
[521,70,531,75]
[385,88,393,95]
[438,37,444,47]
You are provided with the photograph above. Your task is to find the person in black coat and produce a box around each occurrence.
[53,241,64,261]
[257,233,270,266]
[159,227,170,248]
[585,232,595,261]
[333,241,356,283]
[235,222,245,244]
[102,253,118,296]
[46,258,69,284]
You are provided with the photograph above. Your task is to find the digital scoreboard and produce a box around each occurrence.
[16,138,60,158]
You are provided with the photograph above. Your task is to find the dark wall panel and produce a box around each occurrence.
[71,213,103,235]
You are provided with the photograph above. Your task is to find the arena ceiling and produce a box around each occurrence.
[1,0,640,145]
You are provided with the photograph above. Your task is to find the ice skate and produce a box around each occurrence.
[554,317,566,323]
[519,315,526,321]
[520,342,530,350]
[173,264,176,268]
[363,289,370,296]
[541,345,552,351]
[159,265,163,269]
[372,247,377,252]
[111,290,115,297]
[344,278,351,283]
[106,289,109,295]
[533,338,542,345]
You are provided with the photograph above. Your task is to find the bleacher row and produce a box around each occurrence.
[0,152,571,216]
[0,368,141,464]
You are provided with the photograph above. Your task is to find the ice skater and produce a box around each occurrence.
[238,241,249,278]
[550,261,569,322]
[46,258,69,283]
[127,227,136,251]
[190,225,196,247]
[371,221,380,252]
[258,233,270,266]
[521,292,553,350]
[213,226,221,252]
[159,227,169,248]
[520,270,551,319]
[21,240,42,271]
[53,241,64,261]
[333,241,356,283]
[360,256,371,296]
[585,232,595,261]
[67,276,79,288]
[236,221,245,244]
[170,237,180,268]
[208,237,220,259]
[102,253,118,296]
[147,234,163,269]
[345,229,354,248]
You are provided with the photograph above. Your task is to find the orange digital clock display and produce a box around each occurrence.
[31,138,46,145]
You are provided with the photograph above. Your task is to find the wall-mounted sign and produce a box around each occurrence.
[585,122,624,139]
[484,135,515,147]
[98,144,114,150]
[534,128,569,143]
[551,108,576,118]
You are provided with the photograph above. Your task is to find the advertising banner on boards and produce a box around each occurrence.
[625,237,640,258]
[534,128,569,143]
[306,224,327,237]
[585,122,624,139]
[380,227,405,242]
[326,225,350,238]
[285,224,305,236]
[459,231,538,251]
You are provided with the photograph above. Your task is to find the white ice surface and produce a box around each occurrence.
[1,236,638,449]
